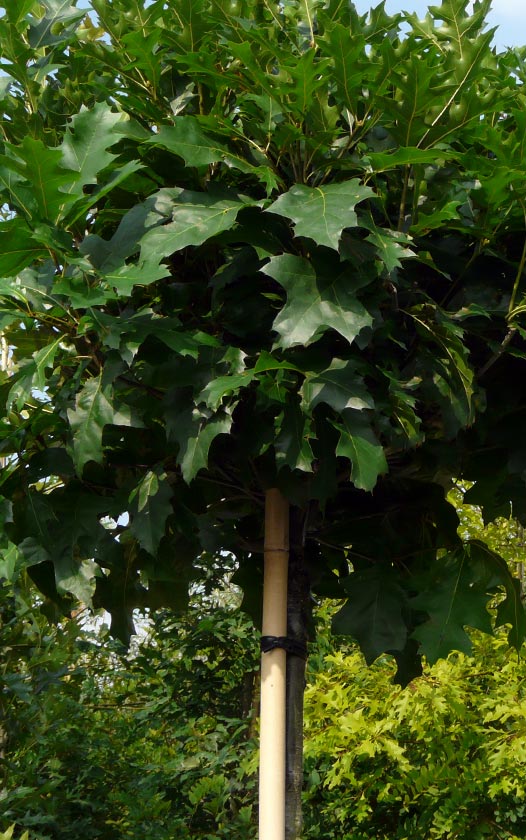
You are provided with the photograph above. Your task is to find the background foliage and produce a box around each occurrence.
[0,578,259,839]
[3,567,526,839]
[1,0,526,678]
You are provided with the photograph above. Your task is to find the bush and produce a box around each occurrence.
[0,594,259,839]
[4,583,526,839]
[304,630,526,840]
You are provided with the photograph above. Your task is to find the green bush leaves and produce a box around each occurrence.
[0,0,525,668]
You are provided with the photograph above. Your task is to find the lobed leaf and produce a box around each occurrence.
[266,181,374,250]
[262,254,372,349]
[140,191,255,259]
[332,565,408,663]
[67,375,135,475]
[129,468,173,556]
[301,359,374,414]
[411,547,494,663]
[333,409,387,492]
[61,102,131,198]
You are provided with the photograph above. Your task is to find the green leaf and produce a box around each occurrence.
[3,0,36,26]
[53,273,118,308]
[169,405,233,482]
[333,409,387,492]
[87,311,206,359]
[129,468,173,556]
[301,359,374,414]
[411,547,494,663]
[266,181,374,249]
[262,254,372,349]
[332,566,408,663]
[323,22,367,110]
[199,371,256,411]
[32,336,63,391]
[67,159,144,225]
[275,396,315,473]
[102,260,169,295]
[496,576,526,651]
[254,351,303,374]
[364,145,458,172]
[411,309,475,433]
[0,156,39,219]
[18,536,52,569]
[0,218,48,275]
[469,539,526,651]
[67,376,114,474]
[146,116,256,173]
[0,542,19,581]
[61,103,131,198]
[6,335,63,410]
[364,227,415,273]
[140,191,253,259]
[8,137,77,223]
[67,375,133,474]
[28,0,84,48]
[53,555,96,604]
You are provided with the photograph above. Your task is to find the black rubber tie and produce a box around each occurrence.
[260,635,307,659]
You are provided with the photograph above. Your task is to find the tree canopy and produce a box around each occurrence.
[1,0,526,681]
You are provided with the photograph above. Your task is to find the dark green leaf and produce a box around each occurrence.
[67,375,134,474]
[332,566,408,663]
[262,254,372,349]
[301,359,374,414]
[199,371,256,410]
[147,116,256,173]
[333,409,387,491]
[411,548,493,663]
[61,103,131,197]
[168,404,233,482]
[140,191,254,258]
[0,219,48,275]
[275,397,315,473]
[7,137,76,223]
[28,0,84,47]
[129,468,173,556]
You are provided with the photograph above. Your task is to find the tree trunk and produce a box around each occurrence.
[285,509,311,840]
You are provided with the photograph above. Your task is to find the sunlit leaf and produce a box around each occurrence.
[262,254,372,349]
[266,181,374,249]
[61,102,131,197]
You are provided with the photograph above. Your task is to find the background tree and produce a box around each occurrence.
[0,572,261,839]
[2,0,526,836]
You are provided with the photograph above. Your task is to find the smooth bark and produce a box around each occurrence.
[259,488,289,840]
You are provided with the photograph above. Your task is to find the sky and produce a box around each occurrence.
[75,1,524,51]
[353,0,525,50]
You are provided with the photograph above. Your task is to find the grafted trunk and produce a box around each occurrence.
[285,509,312,840]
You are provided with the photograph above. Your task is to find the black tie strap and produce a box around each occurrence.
[260,635,307,659]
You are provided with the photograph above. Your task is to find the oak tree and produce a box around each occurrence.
[1,0,526,835]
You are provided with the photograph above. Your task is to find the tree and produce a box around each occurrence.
[0,574,261,839]
[1,0,526,836]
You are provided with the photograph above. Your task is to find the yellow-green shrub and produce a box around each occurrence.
[303,631,526,839]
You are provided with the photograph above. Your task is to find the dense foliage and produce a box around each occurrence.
[305,633,526,840]
[1,0,526,677]
[3,582,526,840]
[0,582,260,839]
